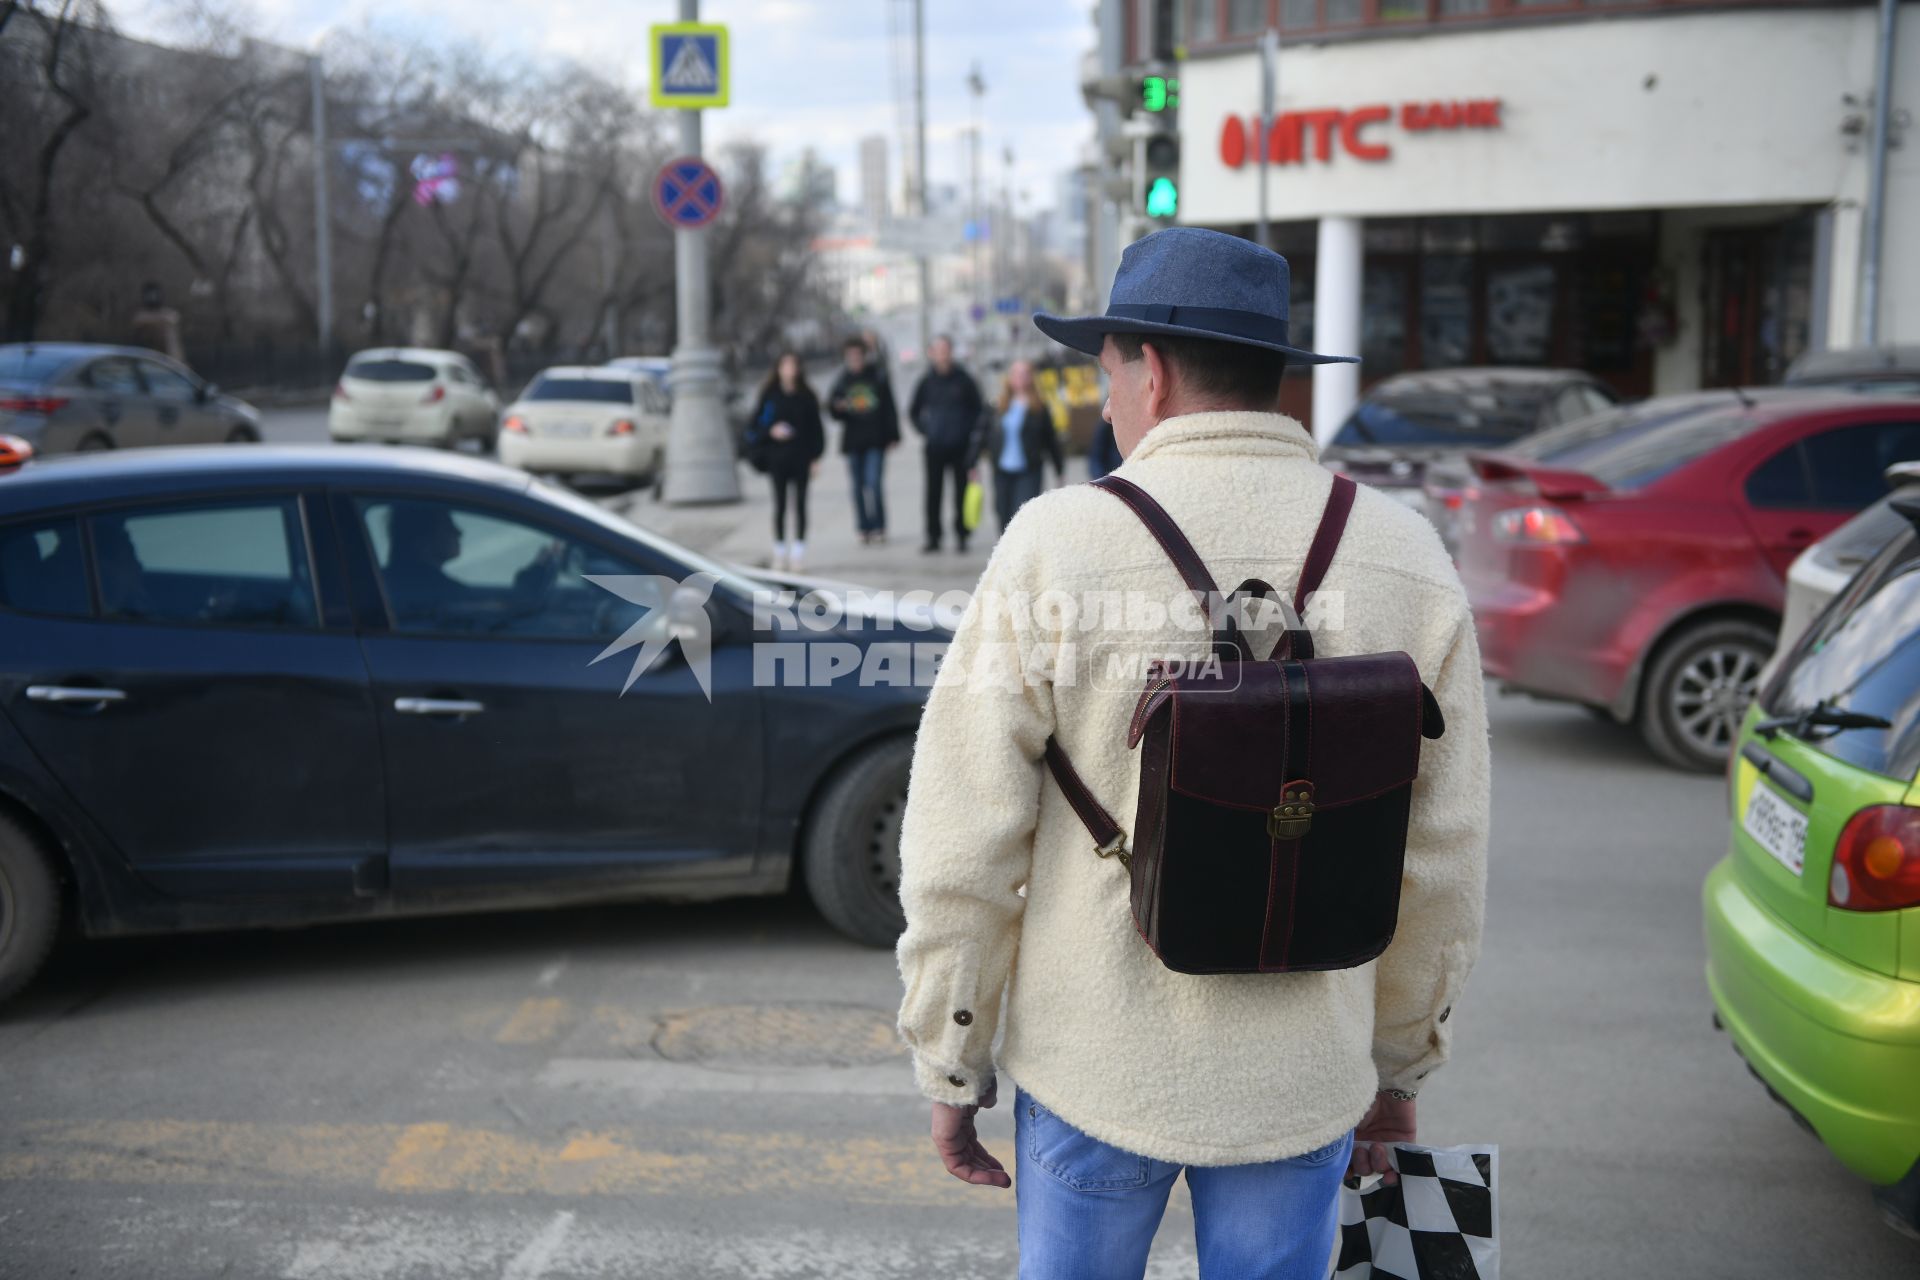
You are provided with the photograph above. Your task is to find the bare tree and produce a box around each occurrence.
[0,0,109,340]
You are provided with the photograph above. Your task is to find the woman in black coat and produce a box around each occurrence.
[748,352,826,572]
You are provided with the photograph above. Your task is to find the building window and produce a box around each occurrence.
[1324,0,1363,24]
[1437,0,1490,13]
[1280,0,1318,27]
[1191,0,1220,42]
[1227,0,1270,35]
[1378,0,1430,19]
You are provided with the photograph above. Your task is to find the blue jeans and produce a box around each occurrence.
[847,448,886,534]
[1015,1089,1352,1280]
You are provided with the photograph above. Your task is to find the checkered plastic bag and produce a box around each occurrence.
[1330,1143,1498,1280]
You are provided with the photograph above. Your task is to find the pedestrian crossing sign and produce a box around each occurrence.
[650,23,729,109]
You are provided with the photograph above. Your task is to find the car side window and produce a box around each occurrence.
[140,361,198,402]
[1744,443,1812,508]
[1802,422,1920,509]
[354,497,653,640]
[90,499,318,629]
[85,358,144,395]
[0,518,91,618]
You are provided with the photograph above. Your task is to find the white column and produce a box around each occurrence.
[1310,215,1362,446]
[662,0,741,505]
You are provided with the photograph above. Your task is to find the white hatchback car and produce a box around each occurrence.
[329,348,500,449]
[497,366,669,483]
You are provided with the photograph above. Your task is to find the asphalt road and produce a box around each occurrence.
[0,408,1912,1277]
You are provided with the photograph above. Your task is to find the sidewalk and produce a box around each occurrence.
[612,434,1094,598]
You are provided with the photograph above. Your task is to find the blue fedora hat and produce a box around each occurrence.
[1033,226,1356,365]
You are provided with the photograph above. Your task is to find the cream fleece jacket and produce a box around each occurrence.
[893,410,1491,1168]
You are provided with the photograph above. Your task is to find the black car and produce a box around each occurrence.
[0,343,264,454]
[0,447,931,1001]
[1323,367,1618,517]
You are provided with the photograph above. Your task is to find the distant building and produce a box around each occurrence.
[860,135,890,227]
[779,148,840,212]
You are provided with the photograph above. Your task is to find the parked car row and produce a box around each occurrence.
[330,348,673,486]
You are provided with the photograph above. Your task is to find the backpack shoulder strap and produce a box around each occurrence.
[1090,475,1218,602]
[1295,473,1357,607]
[1277,473,1358,660]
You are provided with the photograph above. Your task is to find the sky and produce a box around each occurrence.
[117,0,1098,218]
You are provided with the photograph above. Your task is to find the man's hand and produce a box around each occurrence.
[1347,1092,1416,1187]
[930,1078,1009,1189]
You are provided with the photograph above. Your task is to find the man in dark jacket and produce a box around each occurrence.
[827,338,902,544]
[908,336,986,553]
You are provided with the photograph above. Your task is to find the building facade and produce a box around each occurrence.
[1129,0,1917,433]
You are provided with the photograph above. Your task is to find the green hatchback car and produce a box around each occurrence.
[1705,496,1920,1238]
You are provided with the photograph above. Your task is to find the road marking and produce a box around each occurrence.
[1,1117,1000,1208]
[538,1056,921,1098]
[493,998,573,1045]
[501,1211,574,1280]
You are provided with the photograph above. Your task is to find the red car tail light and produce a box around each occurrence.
[502,415,528,434]
[611,419,636,436]
[421,384,446,404]
[0,434,34,469]
[1829,805,1920,911]
[332,382,349,401]
[1492,505,1585,545]
[0,394,70,415]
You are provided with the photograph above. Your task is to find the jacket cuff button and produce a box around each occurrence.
[953,1010,973,1026]
[946,1074,967,1088]
[1439,1006,1451,1023]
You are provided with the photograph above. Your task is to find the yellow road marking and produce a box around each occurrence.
[493,998,575,1045]
[0,1118,1007,1210]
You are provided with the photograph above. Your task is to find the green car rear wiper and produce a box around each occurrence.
[1754,698,1892,741]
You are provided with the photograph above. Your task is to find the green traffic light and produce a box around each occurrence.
[1142,75,1167,113]
[1146,176,1178,219]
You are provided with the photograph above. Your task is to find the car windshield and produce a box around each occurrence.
[346,359,436,383]
[1500,396,1760,490]
[0,347,79,383]
[525,378,635,405]
[1765,526,1920,780]
[1334,385,1549,448]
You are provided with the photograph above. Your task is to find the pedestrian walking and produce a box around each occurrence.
[827,337,901,545]
[907,335,985,553]
[893,227,1491,1280]
[747,352,824,573]
[979,359,1064,531]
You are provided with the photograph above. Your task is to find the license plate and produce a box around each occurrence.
[1743,782,1808,876]
[546,421,593,438]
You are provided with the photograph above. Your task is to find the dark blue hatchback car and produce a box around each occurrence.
[0,447,932,1001]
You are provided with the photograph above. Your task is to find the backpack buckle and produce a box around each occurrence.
[1268,782,1315,839]
[1095,832,1132,870]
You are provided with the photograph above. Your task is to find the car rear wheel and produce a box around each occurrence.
[225,425,259,444]
[0,811,62,1005]
[76,433,112,452]
[1640,618,1775,772]
[802,738,911,947]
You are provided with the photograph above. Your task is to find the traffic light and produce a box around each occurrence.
[1137,73,1179,225]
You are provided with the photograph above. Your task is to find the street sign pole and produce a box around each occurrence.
[661,0,740,505]
[1257,29,1278,253]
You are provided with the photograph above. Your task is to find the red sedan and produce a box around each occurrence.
[1455,389,1920,771]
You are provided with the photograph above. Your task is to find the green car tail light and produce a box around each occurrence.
[1830,804,1920,911]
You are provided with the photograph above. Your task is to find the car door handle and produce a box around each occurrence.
[394,697,486,716]
[26,685,129,705]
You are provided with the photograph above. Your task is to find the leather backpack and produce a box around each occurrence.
[1043,473,1446,976]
